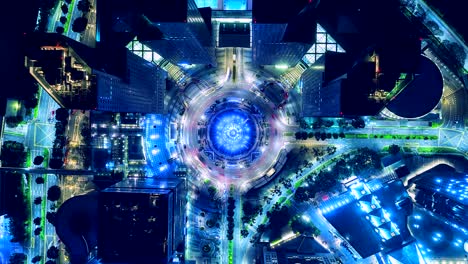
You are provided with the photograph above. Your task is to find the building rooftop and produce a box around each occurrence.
[386,55,444,118]
[98,178,183,263]
[252,0,310,24]
[323,180,414,258]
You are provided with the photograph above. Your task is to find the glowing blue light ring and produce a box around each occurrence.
[206,107,260,159]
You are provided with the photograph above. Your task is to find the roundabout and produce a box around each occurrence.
[178,82,288,185]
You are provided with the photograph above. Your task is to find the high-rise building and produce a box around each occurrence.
[98,0,215,65]
[252,0,316,66]
[98,177,186,264]
[24,33,166,113]
[141,0,215,65]
[301,52,350,117]
[409,164,468,227]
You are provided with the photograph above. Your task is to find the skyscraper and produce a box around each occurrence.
[24,33,167,113]
[98,177,186,263]
[98,0,215,65]
[252,0,316,66]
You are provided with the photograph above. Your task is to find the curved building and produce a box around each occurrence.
[385,55,444,119]
[55,191,99,264]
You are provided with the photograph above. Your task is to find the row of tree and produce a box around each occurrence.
[295,131,345,141]
[0,141,26,167]
[80,116,92,169]
[226,197,235,241]
[50,108,69,169]
[6,173,29,244]
[299,117,366,130]
[0,143,29,243]
[30,246,59,263]
[294,148,382,203]
[37,0,60,32]
[56,0,91,33]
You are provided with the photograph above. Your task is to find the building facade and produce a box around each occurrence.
[140,0,215,65]
[252,0,316,66]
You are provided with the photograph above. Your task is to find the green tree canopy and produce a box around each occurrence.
[0,141,26,167]
[290,216,320,236]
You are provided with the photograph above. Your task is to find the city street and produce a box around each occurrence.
[3,87,61,262]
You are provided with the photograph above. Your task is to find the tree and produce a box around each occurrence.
[257,224,266,233]
[320,133,327,141]
[388,144,401,155]
[0,141,26,167]
[333,159,352,180]
[46,212,57,226]
[268,206,290,231]
[350,148,382,175]
[24,96,38,109]
[339,132,345,138]
[314,131,320,140]
[294,187,309,203]
[442,40,467,65]
[5,116,23,128]
[242,201,261,221]
[60,16,67,24]
[9,253,26,264]
[33,217,41,225]
[351,117,365,129]
[55,108,69,122]
[77,0,91,12]
[34,197,42,205]
[426,20,443,36]
[47,246,59,259]
[338,119,348,129]
[295,131,301,140]
[241,229,249,238]
[34,227,42,236]
[55,26,64,34]
[72,17,88,33]
[312,118,323,129]
[35,177,45,184]
[291,217,320,236]
[47,185,61,201]
[207,186,217,199]
[61,4,68,14]
[323,119,334,128]
[33,156,45,166]
[49,158,64,169]
[31,256,42,263]
[315,171,338,191]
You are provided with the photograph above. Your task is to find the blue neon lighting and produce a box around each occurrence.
[209,110,257,157]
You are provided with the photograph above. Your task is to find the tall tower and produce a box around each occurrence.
[98,177,187,263]
[252,0,316,66]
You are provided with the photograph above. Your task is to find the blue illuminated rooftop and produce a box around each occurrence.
[322,180,414,258]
